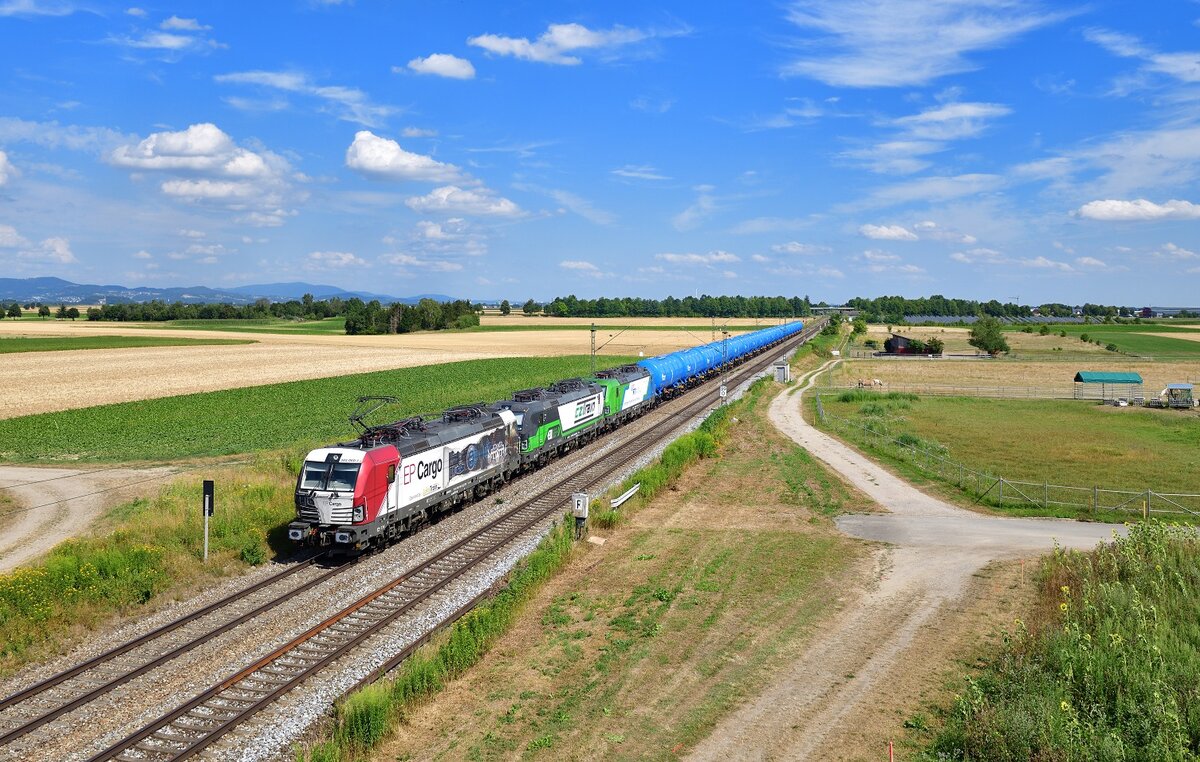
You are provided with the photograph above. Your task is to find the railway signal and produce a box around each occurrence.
[202,479,214,563]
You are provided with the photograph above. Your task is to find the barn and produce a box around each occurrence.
[1072,371,1143,403]
[884,334,913,354]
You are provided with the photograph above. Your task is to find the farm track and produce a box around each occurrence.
[0,324,821,762]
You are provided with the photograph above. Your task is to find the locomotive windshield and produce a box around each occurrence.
[300,461,360,492]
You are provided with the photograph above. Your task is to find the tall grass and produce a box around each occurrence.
[0,455,297,674]
[930,521,1200,760]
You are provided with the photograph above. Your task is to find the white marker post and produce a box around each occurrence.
[572,491,589,539]
[202,480,214,563]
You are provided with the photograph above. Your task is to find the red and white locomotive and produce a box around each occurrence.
[289,400,518,551]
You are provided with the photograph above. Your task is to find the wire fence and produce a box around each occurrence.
[813,394,1200,518]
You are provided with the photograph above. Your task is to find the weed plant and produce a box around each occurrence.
[930,521,1200,760]
[0,455,296,674]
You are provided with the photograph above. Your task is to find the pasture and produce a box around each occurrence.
[818,394,1200,496]
[0,355,636,463]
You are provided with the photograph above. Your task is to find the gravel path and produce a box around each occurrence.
[689,360,1126,761]
[0,465,177,572]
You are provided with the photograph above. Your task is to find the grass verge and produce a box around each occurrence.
[927,520,1200,760]
[0,335,255,353]
[0,355,635,463]
[0,456,297,676]
[814,393,1200,520]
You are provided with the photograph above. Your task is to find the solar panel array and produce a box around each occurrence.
[902,315,1088,325]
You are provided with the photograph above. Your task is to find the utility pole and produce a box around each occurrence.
[590,322,596,375]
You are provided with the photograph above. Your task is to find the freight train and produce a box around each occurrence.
[288,321,805,552]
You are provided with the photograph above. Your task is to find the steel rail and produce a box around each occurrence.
[87,326,817,762]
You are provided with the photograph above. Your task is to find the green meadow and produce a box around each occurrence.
[0,335,253,353]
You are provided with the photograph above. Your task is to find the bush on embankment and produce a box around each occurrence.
[929,520,1200,760]
[0,456,297,674]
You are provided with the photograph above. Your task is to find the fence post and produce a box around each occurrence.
[999,478,1004,506]
[1147,489,1152,518]
[1093,485,1098,513]
[1044,481,1049,509]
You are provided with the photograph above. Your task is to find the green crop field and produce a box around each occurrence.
[154,317,347,334]
[0,355,637,463]
[0,335,254,353]
[1007,323,1200,357]
[466,323,759,333]
[819,394,1200,496]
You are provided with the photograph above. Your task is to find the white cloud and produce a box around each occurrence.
[611,164,669,180]
[893,102,1011,140]
[672,185,717,231]
[0,224,30,248]
[0,1,76,17]
[380,252,463,271]
[404,185,522,217]
[125,6,145,16]
[1021,256,1073,271]
[468,22,651,65]
[215,70,394,127]
[1085,28,1200,86]
[862,249,900,262]
[771,241,828,255]
[950,247,1008,265]
[177,228,206,238]
[132,249,152,259]
[0,149,15,185]
[1074,256,1107,269]
[1160,242,1197,259]
[109,123,299,217]
[305,251,367,270]
[751,254,771,263]
[1077,198,1200,221]
[345,130,466,183]
[783,0,1066,87]
[840,140,943,175]
[656,250,740,265]
[18,236,77,264]
[401,127,437,138]
[545,187,614,225]
[910,220,977,244]
[559,259,607,278]
[853,173,1004,209]
[161,15,209,31]
[859,223,917,241]
[768,262,844,279]
[0,117,130,153]
[404,53,476,80]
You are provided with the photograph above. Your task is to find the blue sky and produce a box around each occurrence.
[2,1,1200,305]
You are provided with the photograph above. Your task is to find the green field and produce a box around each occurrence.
[466,323,759,333]
[1007,323,1200,357]
[818,394,1200,497]
[155,317,347,334]
[0,355,637,463]
[0,335,254,353]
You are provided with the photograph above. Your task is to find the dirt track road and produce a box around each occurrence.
[0,466,176,572]
[689,362,1125,761]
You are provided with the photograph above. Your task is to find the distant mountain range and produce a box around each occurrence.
[0,277,455,306]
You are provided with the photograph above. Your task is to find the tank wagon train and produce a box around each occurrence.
[288,321,805,552]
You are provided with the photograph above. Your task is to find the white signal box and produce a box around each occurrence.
[571,492,589,519]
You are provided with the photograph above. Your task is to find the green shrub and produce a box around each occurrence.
[1080,333,1090,342]
[1105,343,1118,352]
[592,510,621,529]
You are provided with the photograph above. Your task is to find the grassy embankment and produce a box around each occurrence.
[0,355,631,675]
[814,393,1200,521]
[0,335,254,353]
[0,355,633,463]
[300,335,867,761]
[925,521,1200,759]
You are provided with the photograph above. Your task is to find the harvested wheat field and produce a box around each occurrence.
[859,325,1111,356]
[0,322,712,419]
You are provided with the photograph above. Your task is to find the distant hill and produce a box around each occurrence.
[0,277,455,306]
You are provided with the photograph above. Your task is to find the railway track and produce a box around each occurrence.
[0,323,822,762]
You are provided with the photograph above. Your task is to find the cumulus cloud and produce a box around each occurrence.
[305,251,367,270]
[782,0,1067,87]
[216,70,394,127]
[656,250,740,265]
[1076,198,1200,221]
[109,123,300,222]
[345,130,466,183]
[770,241,828,255]
[859,223,917,241]
[403,53,476,79]
[468,22,651,65]
[0,149,15,185]
[109,13,222,58]
[404,185,522,217]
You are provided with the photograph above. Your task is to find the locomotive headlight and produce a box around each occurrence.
[335,531,351,544]
[288,528,304,541]
[353,502,365,523]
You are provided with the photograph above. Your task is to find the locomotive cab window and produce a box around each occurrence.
[387,464,396,483]
[299,461,361,491]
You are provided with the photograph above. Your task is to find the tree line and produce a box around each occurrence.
[526,294,814,318]
[343,298,478,335]
[845,295,1138,323]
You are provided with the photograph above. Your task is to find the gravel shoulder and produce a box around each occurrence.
[688,360,1126,760]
